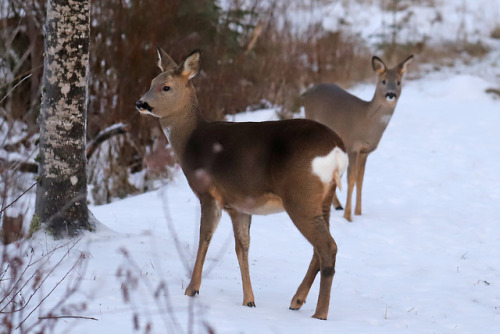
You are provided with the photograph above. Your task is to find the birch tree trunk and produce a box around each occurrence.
[35,0,92,237]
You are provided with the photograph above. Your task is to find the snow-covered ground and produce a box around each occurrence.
[17,64,500,333]
[286,0,500,48]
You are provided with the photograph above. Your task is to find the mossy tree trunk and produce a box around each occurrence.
[35,0,92,237]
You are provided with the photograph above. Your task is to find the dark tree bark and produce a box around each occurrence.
[35,0,93,237]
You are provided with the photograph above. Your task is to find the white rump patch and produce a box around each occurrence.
[311,147,348,189]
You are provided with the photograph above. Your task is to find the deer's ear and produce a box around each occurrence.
[157,47,177,71]
[398,54,414,74]
[372,56,386,75]
[179,50,201,80]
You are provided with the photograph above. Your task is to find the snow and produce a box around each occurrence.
[286,0,500,49]
[14,65,500,333]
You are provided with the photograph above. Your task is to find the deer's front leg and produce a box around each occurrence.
[354,153,368,216]
[227,209,255,307]
[343,151,358,222]
[185,196,222,297]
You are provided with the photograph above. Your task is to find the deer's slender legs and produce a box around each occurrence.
[344,151,359,222]
[289,251,320,310]
[332,191,343,210]
[227,209,255,307]
[288,213,337,320]
[355,153,368,216]
[289,185,335,312]
[284,185,337,319]
[185,196,222,297]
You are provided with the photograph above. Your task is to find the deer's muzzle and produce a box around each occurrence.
[136,100,153,112]
[385,92,397,102]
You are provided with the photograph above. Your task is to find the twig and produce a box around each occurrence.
[38,315,98,321]
[17,244,83,328]
[0,73,32,104]
[86,122,129,160]
[486,88,500,97]
[244,21,263,56]
[0,182,37,214]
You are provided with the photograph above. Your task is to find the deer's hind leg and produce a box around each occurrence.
[185,195,222,297]
[332,191,343,210]
[287,211,337,320]
[289,185,336,313]
[344,151,358,222]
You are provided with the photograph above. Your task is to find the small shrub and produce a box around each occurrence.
[461,40,490,58]
[490,26,500,39]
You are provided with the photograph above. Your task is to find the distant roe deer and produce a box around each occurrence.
[304,55,413,221]
[136,48,348,319]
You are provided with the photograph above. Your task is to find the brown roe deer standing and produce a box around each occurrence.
[136,48,348,320]
[304,55,413,222]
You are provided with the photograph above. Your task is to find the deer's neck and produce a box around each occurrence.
[368,91,397,124]
[159,104,204,164]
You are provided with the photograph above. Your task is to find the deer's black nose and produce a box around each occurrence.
[385,92,397,102]
[136,100,152,112]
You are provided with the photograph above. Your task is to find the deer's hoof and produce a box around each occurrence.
[185,288,199,297]
[289,298,304,310]
[335,205,344,211]
[312,313,327,320]
[245,301,256,307]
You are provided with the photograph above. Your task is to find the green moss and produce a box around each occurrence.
[29,214,42,236]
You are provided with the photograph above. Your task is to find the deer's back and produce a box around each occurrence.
[182,119,344,211]
[304,84,371,150]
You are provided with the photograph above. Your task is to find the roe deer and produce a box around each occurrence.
[304,55,413,222]
[136,48,348,320]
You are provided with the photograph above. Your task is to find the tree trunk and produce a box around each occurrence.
[35,0,92,237]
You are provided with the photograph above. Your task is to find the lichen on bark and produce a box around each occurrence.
[35,0,93,238]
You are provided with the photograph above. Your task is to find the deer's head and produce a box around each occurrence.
[136,48,200,119]
[372,55,413,103]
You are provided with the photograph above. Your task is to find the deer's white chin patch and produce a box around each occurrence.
[386,95,396,102]
[380,114,392,125]
[138,109,160,118]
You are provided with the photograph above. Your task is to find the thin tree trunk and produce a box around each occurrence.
[35,0,92,237]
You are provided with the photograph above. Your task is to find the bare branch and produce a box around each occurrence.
[0,74,32,105]
[38,315,98,321]
[86,122,129,160]
[0,182,37,215]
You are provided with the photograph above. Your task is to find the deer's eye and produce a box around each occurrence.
[163,86,170,92]
[382,80,386,85]
[397,81,401,86]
